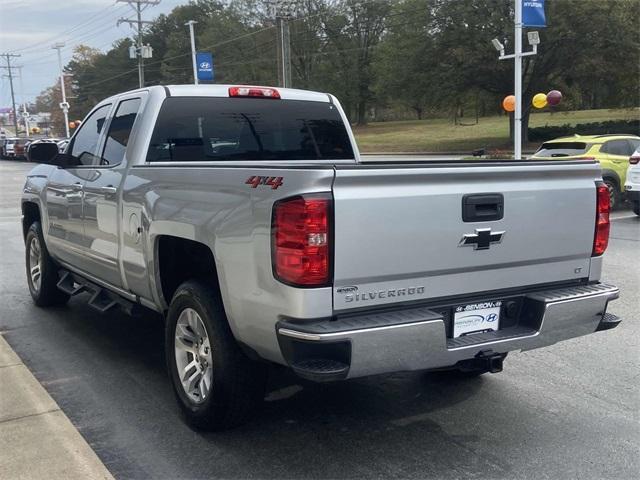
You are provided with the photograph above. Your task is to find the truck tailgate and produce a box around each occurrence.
[332,161,600,311]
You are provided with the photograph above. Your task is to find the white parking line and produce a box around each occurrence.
[611,212,638,221]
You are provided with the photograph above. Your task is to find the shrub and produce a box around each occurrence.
[528,120,640,142]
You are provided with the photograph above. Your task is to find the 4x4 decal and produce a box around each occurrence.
[245,176,284,190]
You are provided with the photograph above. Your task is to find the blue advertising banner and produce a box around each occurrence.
[196,52,214,81]
[522,0,546,27]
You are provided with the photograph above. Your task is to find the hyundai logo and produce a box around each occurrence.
[199,62,211,69]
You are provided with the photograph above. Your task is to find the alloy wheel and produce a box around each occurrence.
[174,308,213,404]
[28,235,42,292]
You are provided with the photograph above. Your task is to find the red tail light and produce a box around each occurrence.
[272,194,332,287]
[229,86,280,99]
[592,182,610,256]
[630,155,640,165]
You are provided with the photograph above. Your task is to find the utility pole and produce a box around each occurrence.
[185,20,198,85]
[0,53,21,136]
[117,0,160,88]
[272,1,296,88]
[52,43,70,138]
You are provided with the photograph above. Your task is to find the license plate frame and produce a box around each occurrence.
[453,301,502,338]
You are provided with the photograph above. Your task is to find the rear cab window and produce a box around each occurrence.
[533,142,589,158]
[146,97,354,162]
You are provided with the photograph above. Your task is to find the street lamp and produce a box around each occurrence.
[493,1,540,159]
[52,42,70,139]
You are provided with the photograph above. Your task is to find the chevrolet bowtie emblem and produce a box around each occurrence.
[459,228,505,250]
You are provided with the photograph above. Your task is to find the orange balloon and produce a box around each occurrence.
[502,95,516,112]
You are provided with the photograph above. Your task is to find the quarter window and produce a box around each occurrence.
[601,139,634,156]
[101,98,142,166]
[69,104,111,166]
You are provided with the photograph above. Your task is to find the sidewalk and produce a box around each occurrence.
[0,335,114,480]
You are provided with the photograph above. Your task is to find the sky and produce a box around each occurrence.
[0,0,186,110]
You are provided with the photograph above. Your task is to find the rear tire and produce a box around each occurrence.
[633,202,640,216]
[25,221,69,307]
[165,280,267,431]
[603,178,621,210]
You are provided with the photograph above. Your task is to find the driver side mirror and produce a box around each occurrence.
[27,142,78,167]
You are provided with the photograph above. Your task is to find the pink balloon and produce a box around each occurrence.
[547,90,562,106]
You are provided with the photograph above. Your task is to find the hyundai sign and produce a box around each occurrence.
[522,0,546,27]
[196,52,214,81]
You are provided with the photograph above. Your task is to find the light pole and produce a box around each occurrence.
[52,43,70,139]
[493,3,539,159]
[185,20,198,85]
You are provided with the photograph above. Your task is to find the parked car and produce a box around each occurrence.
[531,134,640,209]
[1,137,21,159]
[24,85,621,430]
[57,138,69,153]
[624,147,640,216]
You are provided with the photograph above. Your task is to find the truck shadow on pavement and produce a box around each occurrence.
[10,295,512,479]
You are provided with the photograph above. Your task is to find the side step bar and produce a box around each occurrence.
[56,270,141,315]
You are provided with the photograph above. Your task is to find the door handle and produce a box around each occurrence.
[71,182,83,191]
[100,186,118,195]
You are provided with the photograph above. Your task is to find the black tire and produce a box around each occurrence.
[603,178,621,210]
[25,221,69,307]
[633,202,640,216]
[165,280,267,431]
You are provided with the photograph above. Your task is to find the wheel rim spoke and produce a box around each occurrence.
[174,307,214,404]
[28,237,42,291]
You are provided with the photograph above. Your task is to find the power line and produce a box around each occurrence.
[9,2,125,55]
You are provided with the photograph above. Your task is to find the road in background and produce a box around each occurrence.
[0,160,638,479]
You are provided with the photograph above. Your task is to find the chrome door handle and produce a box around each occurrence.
[100,186,117,195]
[71,182,83,191]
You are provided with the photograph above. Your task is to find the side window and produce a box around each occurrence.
[101,98,142,166]
[69,104,111,166]
[627,139,640,155]
[602,139,632,156]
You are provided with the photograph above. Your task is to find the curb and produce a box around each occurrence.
[0,334,114,480]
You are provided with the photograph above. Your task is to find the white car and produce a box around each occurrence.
[625,147,640,216]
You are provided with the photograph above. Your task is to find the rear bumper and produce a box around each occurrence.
[624,189,640,202]
[277,283,620,381]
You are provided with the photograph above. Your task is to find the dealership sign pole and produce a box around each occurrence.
[495,1,545,159]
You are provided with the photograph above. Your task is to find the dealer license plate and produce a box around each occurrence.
[453,301,502,338]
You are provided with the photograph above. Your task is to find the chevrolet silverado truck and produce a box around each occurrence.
[23,85,621,430]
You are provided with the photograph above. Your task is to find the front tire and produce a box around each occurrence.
[25,221,69,307]
[165,280,267,431]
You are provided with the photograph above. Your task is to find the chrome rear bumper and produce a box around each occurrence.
[277,283,620,381]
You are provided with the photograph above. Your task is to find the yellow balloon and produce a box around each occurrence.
[532,93,548,109]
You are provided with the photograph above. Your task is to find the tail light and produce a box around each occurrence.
[272,194,332,287]
[592,182,610,256]
[229,86,280,99]
[630,155,640,165]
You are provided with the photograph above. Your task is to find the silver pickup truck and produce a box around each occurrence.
[23,85,621,430]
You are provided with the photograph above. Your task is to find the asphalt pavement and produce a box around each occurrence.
[0,159,638,480]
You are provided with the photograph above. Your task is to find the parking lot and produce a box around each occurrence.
[0,159,638,479]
